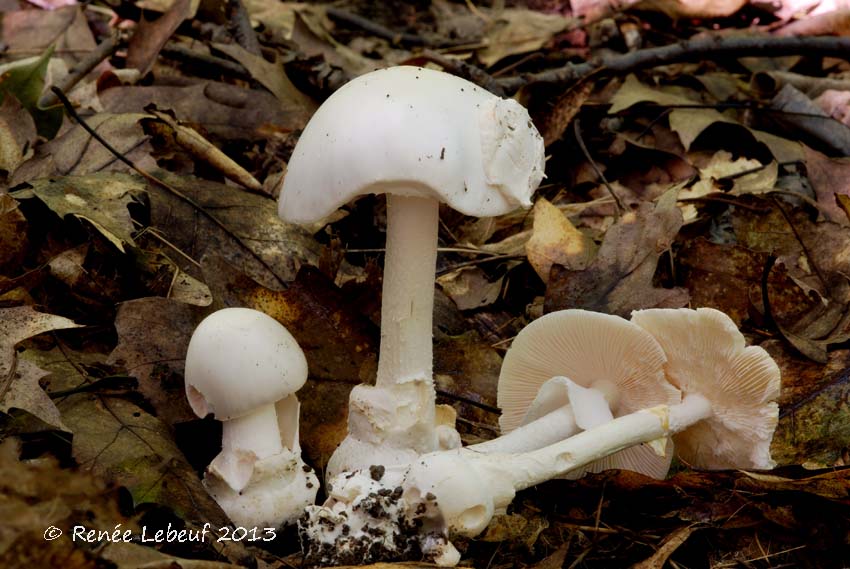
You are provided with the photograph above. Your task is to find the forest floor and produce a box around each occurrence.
[2,0,850,567]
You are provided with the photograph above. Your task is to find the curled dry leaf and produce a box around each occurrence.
[13,174,147,253]
[526,197,596,281]
[0,306,80,429]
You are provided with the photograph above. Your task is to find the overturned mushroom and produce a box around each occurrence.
[475,309,680,479]
[184,307,318,528]
[631,306,781,469]
[278,66,545,477]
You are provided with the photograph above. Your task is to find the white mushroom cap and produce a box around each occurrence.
[631,307,781,470]
[278,66,545,223]
[184,308,308,420]
[498,309,681,478]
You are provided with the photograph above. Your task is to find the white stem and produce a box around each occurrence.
[376,194,439,388]
[466,394,713,494]
[210,403,284,491]
[468,405,578,453]
[222,403,284,458]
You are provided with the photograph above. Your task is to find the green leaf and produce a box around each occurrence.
[0,46,63,138]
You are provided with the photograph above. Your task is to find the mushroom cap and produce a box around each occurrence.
[278,66,545,224]
[184,308,308,420]
[631,307,781,470]
[498,309,680,478]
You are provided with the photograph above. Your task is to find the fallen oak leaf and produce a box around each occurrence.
[545,188,689,317]
[12,173,147,253]
[526,197,596,282]
[0,306,80,429]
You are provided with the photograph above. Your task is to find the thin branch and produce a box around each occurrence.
[39,31,121,108]
[50,86,288,288]
[497,36,850,93]
[326,7,465,48]
[574,118,623,216]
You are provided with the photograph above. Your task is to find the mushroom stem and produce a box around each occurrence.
[464,394,714,493]
[377,194,439,388]
[210,402,284,491]
[468,405,578,453]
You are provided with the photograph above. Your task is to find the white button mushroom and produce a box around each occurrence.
[184,307,318,528]
[474,309,681,479]
[278,66,546,477]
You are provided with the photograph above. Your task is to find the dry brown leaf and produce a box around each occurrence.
[142,108,263,192]
[0,306,80,428]
[775,8,850,36]
[14,174,147,253]
[437,267,503,310]
[148,173,322,289]
[0,95,37,176]
[771,84,850,155]
[106,297,207,425]
[101,542,242,569]
[608,74,699,114]
[0,194,28,273]
[0,6,95,67]
[539,81,594,147]
[0,439,134,568]
[477,8,571,68]
[100,82,309,140]
[127,0,193,76]
[545,189,689,317]
[802,146,850,226]
[766,341,850,466]
[526,197,596,281]
[11,113,155,184]
[213,42,315,111]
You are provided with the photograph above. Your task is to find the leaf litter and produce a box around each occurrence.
[3,0,850,567]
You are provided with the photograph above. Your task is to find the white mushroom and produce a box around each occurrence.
[631,307,781,469]
[300,307,781,566]
[474,309,680,479]
[184,307,318,527]
[278,66,546,477]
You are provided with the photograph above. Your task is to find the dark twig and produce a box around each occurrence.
[411,49,506,96]
[573,118,624,217]
[160,43,251,79]
[436,389,501,414]
[50,86,288,288]
[326,7,463,48]
[39,31,121,107]
[497,36,850,93]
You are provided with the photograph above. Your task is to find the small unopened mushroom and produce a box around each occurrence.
[184,308,318,528]
[278,66,546,477]
[474,309,680,479]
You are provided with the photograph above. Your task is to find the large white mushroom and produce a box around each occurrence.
[184,308,318,528]
[278,65,546,477]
